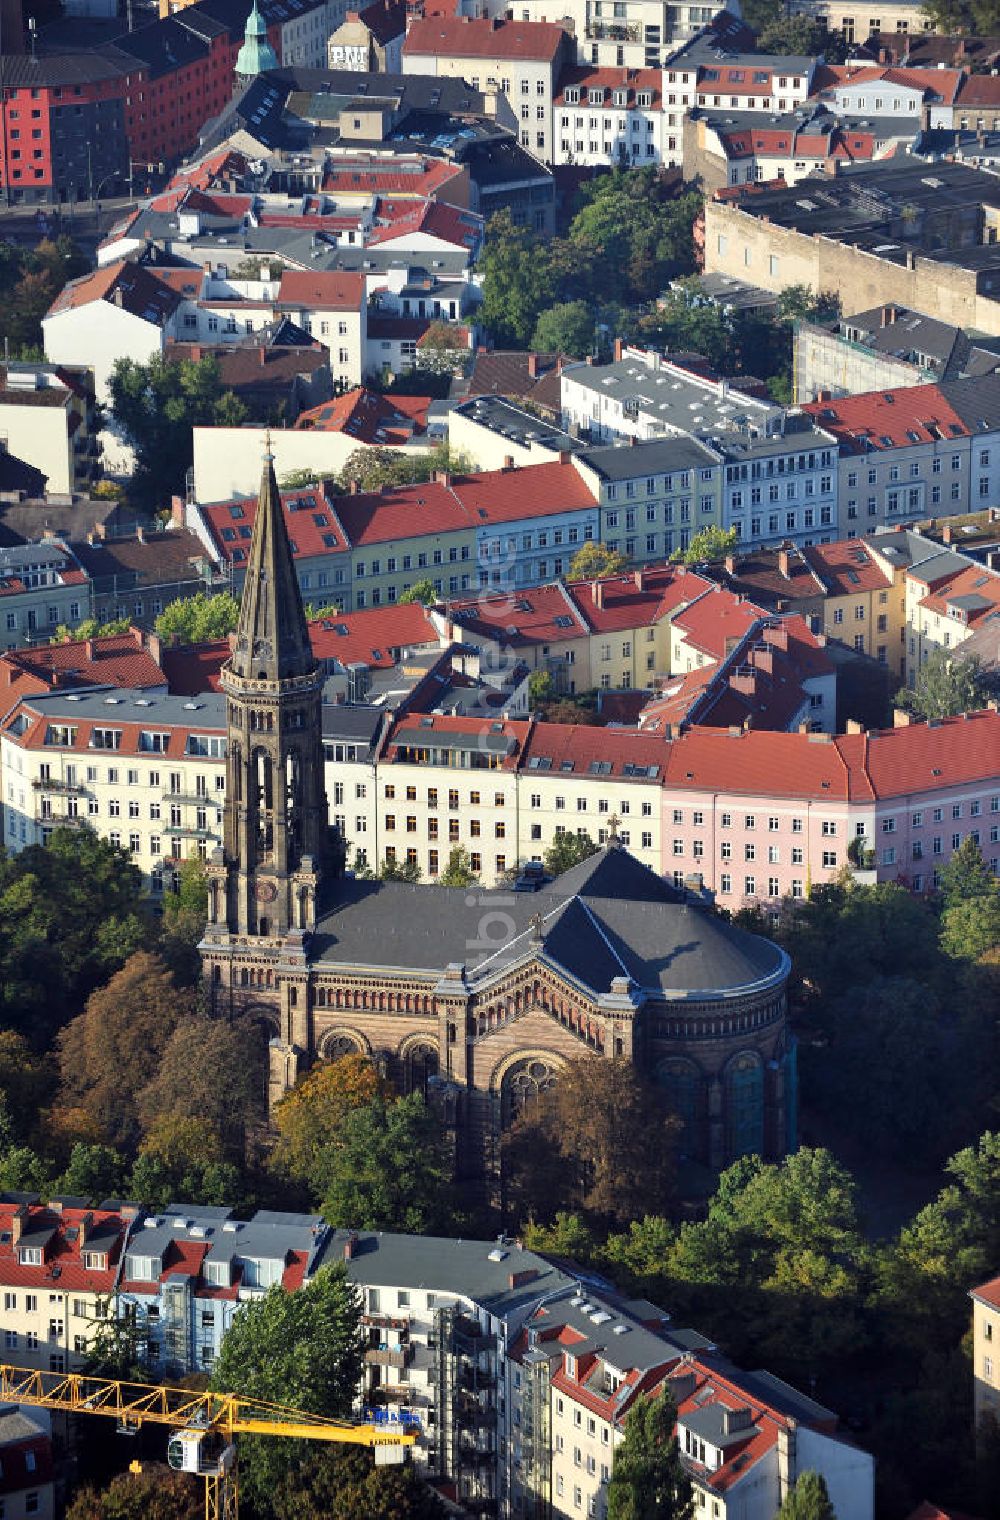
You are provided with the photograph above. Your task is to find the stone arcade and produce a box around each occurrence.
[200,453,796,1182]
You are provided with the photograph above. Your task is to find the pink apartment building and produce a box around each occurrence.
[660,709,1000,903]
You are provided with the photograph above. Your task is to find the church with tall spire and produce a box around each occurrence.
[201,450,795,1178]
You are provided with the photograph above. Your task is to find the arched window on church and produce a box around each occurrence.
[501,1057,559,1129]
[656,1060,701,1161]
[405,1042,439,1097]
[726,1053,764,1161]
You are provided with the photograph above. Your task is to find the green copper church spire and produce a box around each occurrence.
[235,0,278,79]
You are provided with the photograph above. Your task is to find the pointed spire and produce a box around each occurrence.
[228,447,315,684]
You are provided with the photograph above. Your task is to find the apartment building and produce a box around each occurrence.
[42,262,182,403]
[0,544,90,652]
[0,1198,134,1375]
[971,1275,1000,1429]
[793,304,1000,405]
[0,1408,54,1520]
[573,436,725,556]
[402,17,573,163]
[802,383,975,536]
[0,687,228,889]
[117,1206,329,1379]
[552,67,674,168]
[661,709,1000,901]
[0,364,100,498]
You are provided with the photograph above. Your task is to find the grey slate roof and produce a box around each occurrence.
[314,844,786,998]
[579,436,721,480]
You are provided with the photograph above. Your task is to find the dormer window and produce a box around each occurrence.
[565,1352,577,1377]
[81,1251,108,1271]
[566,86,579,103]
[637,91,652,107]
[18,1247,42,1266]
[614,89,627,107]
[204,1260,231,1287]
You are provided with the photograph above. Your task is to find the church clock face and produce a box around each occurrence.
[256,879,278,904]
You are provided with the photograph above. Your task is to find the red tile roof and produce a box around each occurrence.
[665,726,853,800]
[159,640,229,694]
[520,720,668,779]
[308,602,439,668]
[454,459,597,525]
[802,383,971,454]
[321,156,464,198]
[554,66,663,109]
[0,630,167,698]
[671,583,769,660]
[971,1275,1000,1311]
[277,270,366,311]
[45,261,182,325]
[444,582,589,646]
[569,566,712,633]
[803,539,895,596]
[0,1203,129,1294]
[295,386,431,442]
[403,15,568,61]
[368,199,482,250]
[198,485,348,567]
[918,563,1000,626]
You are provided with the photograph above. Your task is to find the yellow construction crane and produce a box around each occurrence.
[0,1362,415,1520]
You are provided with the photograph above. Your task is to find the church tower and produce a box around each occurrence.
[204,448,327,946]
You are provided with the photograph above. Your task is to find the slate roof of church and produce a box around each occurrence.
[311,844,786,996]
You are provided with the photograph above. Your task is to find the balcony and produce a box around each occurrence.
[164,825,218,839]
[584,19,642,40]
[454,1391,497,1430]
[33,778,85,794]
[453,1316,495,1355]
[163,789,212,804]
[40,813,90,829]
[365,1344,414,1370]
[362,1313,409,1332]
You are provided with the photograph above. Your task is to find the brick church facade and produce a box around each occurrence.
[200,454,796,1181]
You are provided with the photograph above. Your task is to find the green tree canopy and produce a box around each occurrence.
[337,442,473,495]
[531,300,596,359]
[676,526,738,565]
[209,1263,364,1516]
[271,1446,447,1520]
[438,846,478,886]
[399,579,437,606]
[938,837,997,907]
[940,892,1000,962]
[607,1388,692,1520]
[896,649,995,720]
[568,542,628,580]
[110,355,247,511]
[271,1053,389,1197]
[0,829,147,1046]
[478,210,559,347]
[321,1093,455,1234]
[778,1471,837,1520]
[155,591,241,644]
[543,831,599,876]
[0,236,89,354]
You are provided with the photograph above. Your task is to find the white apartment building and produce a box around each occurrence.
[402,17,573,163]
[516,0,739,69]
[552,67,675,167]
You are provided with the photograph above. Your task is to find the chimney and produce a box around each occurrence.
[592,580,604,609]
[798,720,810,734]
[558,450,570,465]
[778,545,792,578]
[80,1211,94,1248]
[634,567,646,590]
[94,521,107,540]
[723,553,736,573]
[613,337,623,362]
[508,1267,540,1289]
[136,525,145,544]
[85,639,95,661]
[846,718,865,733]
[434,470,452,485]
[113,286,123,307]
[503,455,515,470]
[893,707,912,726]
[170,495,186,527]
[11,1204,28,1246]
[147,631,162,665]
[260,346,267,367]
[343,1231,359,1260]
[942,524,952,543]
[203,261,212,274]
[527,353,540,379]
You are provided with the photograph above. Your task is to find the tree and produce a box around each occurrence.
[158,855,209,985]
[209,1264,363,1515]
[56,950,196,1149]
[378,855,422,883]
[478,211,558,347]
[137,1012,266,1155]
[778,1471,837,1520]
[271,1447,447,1520]
[322,1093,455,1234]
[0,236,88,354]
[399,579,437,606]
[543,831,599,876]
[568,542,628,580]
[531,300,596,359]
[922,0,1000,34]
[0,829,147,1045]
[641,281,733,370]
[0,1031,54,1144]
[941,892,1000,962]
[155,591,240,644]
[271,1054,388,1194]
[896,650,995,721]
[528,669,556,708]
[66,1467,201,1520]
[756,12,836,56]
[939,837,997,907]
[337,442,473,495]
[52,617,131,643]
[676,526,738,566]
[414,319,470,375]
[503,1057,679,1228]
[279,467,320,488]
[110,354,249,510]
[56,1142,128,1201]
[569,177,701,306]
[438,846,478,887]
[607,1388,692,1520]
